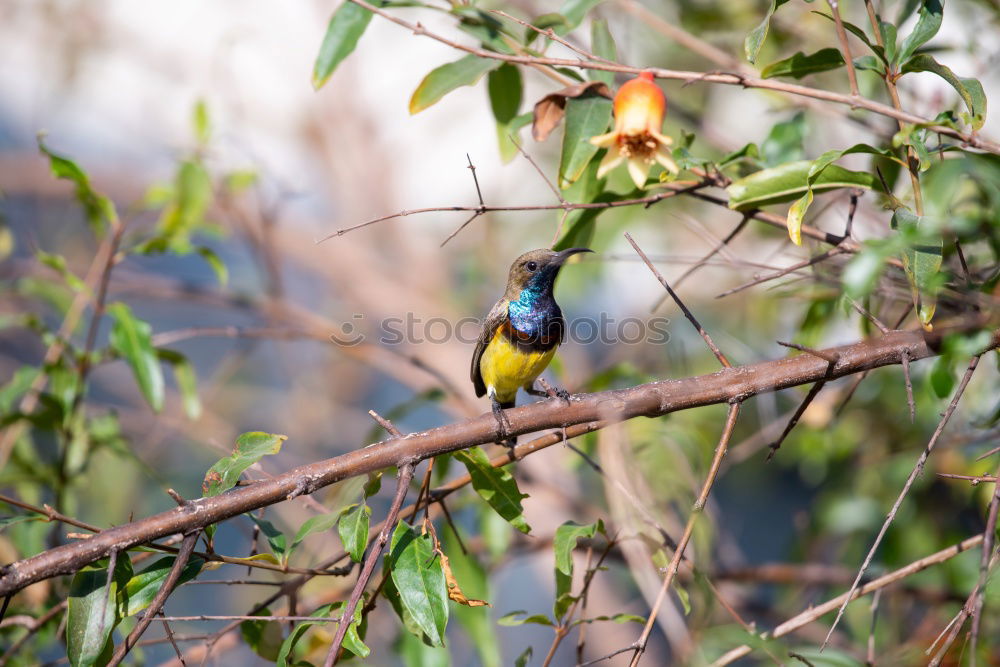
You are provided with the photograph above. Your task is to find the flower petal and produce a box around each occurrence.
[596,147,624,179]
[589,130,619,148]
[655,150,680,175]
[649,128,673,146]
[626,157,649,189]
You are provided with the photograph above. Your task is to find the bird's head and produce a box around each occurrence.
[504,247,593,299]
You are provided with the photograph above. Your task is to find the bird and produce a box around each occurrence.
[470,247,592,449]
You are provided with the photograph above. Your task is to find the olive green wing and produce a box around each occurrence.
[471,298,509,398]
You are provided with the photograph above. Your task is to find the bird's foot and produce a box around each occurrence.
[536,378,572,405]
[491,397,513,442]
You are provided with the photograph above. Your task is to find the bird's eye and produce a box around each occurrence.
[525,261,538,271]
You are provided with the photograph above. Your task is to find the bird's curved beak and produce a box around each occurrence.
[554,247,594,265]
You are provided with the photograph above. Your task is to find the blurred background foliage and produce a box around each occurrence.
[0,0,999,664]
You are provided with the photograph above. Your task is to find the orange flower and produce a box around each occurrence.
[589,71,679,188]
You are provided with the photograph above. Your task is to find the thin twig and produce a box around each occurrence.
[826,0,860,97]
[845,296,890,334]
[626,232,731,368]
[318,181,704,241]
[159,617,186,666]
[969,459,1000,664]
[716,534,986,665]
[109,530,200,665]
[937,472,998,484]
[715,246,846,299]
[927,548,1000,665]
[491,10,608,64]
[628,402,741,666]
[766,380,830,462]
[901,350,915,422]
[866,589,881,666]
[777,340,842,365]
[0,601,67,666]
[822,355,982,649]
[542,536,618,667]
[323,461,416,666]
[156,614,344,623]
[440,154,488,247]
[656,214,751,302]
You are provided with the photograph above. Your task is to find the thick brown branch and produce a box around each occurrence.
[0,324,996,596]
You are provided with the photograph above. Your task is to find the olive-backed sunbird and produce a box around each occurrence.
[470,247,592,443]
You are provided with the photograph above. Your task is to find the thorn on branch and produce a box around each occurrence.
[777,340,842,365]
[626,232,731,369]
[166,488,188,507]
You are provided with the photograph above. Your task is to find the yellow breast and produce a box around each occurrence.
[478,327,557,405]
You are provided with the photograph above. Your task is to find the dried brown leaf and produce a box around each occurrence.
[532,81,612,141]
[439,551,490,607]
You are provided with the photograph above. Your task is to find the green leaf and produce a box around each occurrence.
[843,247,889,298]
[733,143,893,243]
[929,354,956,398]
[249,514,288,563]
[202,431,287,497]
[726,159,881,210]
[240,607,283,662]
[558,0,602,32]
[159,160,211,239]
[389,522,449,647]
[37,250,87,293]
[812,12,887,64]
[892,208,942,327]
[410,55,501,114]
[554,520,602,576]
[760,112,806,166]
[575,612,647,625]
[157,349,201,420]
[785,188,814,246]
[455,447,531,534]
[902,54,986,130]
[0,366,41,413]
[67,556,132,667]
[761,48,845,79]
[397,629,451,667]
[196,245,229,286]
[554,159,617,251]
[498,610,554,626]
[0,515,41,531]
[589,19,618,85]
[444,527,499,667]
[880,20,899,65]
[457,8,517,53]
[192,99,211,145]
[488,64,521,124]
[37,136,117,236]
[515,646,534,667]
[745,0,790,64]
[853,55,886,75]
[108,302,165,412]
[312,1,374,89]
[674,581,692,615]
[288,512,341,559]
[488,64,523,162]
[123,556,204,617]
[276,602,368,665]
[897,0,943,65]
[338,502,371,562]
[558,90,613,188]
